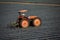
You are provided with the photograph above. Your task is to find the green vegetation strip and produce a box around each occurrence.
[0,2,60,6]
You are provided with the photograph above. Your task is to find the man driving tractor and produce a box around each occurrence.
[18,10,28,16]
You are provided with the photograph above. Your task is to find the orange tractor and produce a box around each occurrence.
[12,10,41,28]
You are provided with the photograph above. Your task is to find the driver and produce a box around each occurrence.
[18,9,28,16]
[18,12,25,16]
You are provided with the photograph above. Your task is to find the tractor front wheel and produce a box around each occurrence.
[33,18,41,27]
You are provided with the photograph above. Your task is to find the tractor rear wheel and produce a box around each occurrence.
[33,18,41,27]
[20,19,29,28]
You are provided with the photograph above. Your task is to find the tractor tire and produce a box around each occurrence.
[33,17,41,27]
[20,19,29,28]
